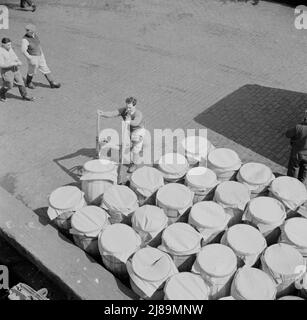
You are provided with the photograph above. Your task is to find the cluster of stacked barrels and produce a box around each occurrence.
[46,136,307,300]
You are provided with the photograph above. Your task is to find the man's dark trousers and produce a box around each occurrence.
[287,151,307,184]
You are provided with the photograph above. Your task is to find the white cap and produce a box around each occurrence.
[195,244,237,277]
[232,267,276,300]
[164,272,209,300]
[70,206,109,236]
[208,148,241,169]
[157,183,193,210]
[185,167,217,189]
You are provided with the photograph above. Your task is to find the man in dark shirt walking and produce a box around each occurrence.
[285,111,307,184]
[21,24,60,89]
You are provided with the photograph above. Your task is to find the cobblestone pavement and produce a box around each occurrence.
[0,0,307,211]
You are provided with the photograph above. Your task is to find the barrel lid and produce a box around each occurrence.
[233,267,276,300]
[158,153,188,175]
[190,201,227,229]
[239,163,272,186]
[164,272,209,300]
[71,206,108,234]
[278,296,305,300]
[132,205,168,232]
[103,185,138,210]
[99,224,139,253]
[271,176,307,202]
[186,167,217,189]
[83,159,116,173]
[208,148,241,169]
[157,183,192,210]
[131,247,172,282]
[49,186,83,210]
[225,224,266,255]
[248,197,286,224]
[284,218,307,249]
[162,223,201,253]
[130,166,164,191]
[215,181,250,207]
[196,244,237,277]
[182,136,211,157]
[263,243,304,276]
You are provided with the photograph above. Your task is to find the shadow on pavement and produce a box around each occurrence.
[194,84,307,167]
[33,207,50,226]
[53,148,96,182]
[32,81,51,89]
[218,0,303,6]
[1,2,32,11]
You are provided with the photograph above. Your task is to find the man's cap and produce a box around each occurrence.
[1,38,11,44]
[25,24,36,32]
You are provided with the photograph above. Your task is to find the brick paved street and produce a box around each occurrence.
[0,0,307,211]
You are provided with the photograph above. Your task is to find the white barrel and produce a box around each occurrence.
[47,186,87,230]
[237,162,274,198]
[127,247,178,300]
[269,176,307,218]
[189,201,229,245]
[185,167,218,203]
[70,206,110,256]
[181,135,215,166]
[192,244,237,300]
[98,224,141,278]
[159,223,202,272]
[214,181,250,227]
[164,272,209,300]
[280,217,307,257]
[261,243,305,297]
[242,197,286,245]
[219,296,236,300]
[278,296,305,300]
[207,148,241,182]
[231,267,276,300]
[101,185,139,224]
[157,153,189,182]
[80,159,117,205]
[156,183,194,224]
[130,166,164,204]
[131,205,168,247]
[221,224,267,267]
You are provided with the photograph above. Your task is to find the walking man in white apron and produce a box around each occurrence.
[0,38,34,102]
[21,24,61,90]
[98,97,146,173]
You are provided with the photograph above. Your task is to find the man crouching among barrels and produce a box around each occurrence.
[98,97,146,173]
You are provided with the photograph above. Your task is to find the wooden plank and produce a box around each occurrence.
[0,187,137,300]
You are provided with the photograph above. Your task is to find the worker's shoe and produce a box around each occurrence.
[18,86,34,101]
[50,81,61,89]
[0,87,8,102]
[26,74,35,89]
[45,74,61,89]
[127,164,137,173]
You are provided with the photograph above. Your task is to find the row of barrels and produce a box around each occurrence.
[45,138,307,300]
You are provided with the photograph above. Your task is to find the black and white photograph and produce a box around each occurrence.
[0,0,307,309]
